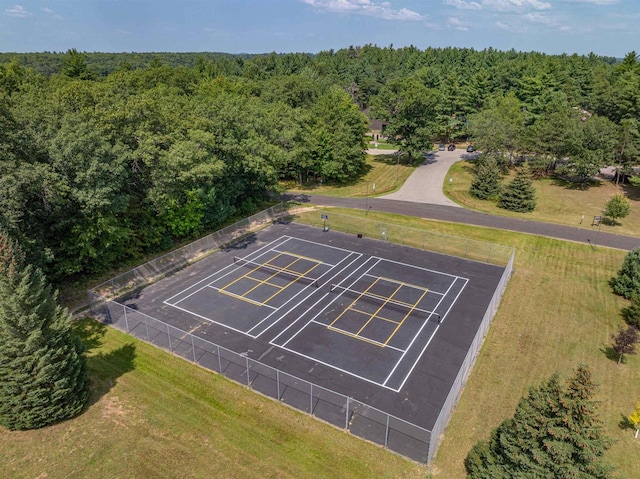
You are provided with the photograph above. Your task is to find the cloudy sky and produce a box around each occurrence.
[0,0,637,57]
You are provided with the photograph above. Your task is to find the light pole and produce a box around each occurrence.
[365,178,370,214]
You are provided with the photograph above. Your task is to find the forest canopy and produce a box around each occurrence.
[0,46,638,283]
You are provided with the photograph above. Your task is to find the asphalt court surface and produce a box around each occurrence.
[122,222,504,429]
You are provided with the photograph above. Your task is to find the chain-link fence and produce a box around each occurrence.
[427,248,515,462]
[101,299,433,462]
[88,204,515,463]
[293,209,513,267]
[88,204,286,319]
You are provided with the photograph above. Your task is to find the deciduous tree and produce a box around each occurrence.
[604,192,631,225]
[611,325,639,364]
[629,402,640,439]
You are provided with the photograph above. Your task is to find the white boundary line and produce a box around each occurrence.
[372,255,468,282]
[393,277,469,391]
[164,236,292,305]
[382,276,460,387]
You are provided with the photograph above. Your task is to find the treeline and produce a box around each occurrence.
[1,46,638,284]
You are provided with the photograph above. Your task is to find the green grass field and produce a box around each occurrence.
[0,318,429,479]
[283,153,415,198]
[293,208,640,478]
[3,209,639,478]
[444,160,640,237]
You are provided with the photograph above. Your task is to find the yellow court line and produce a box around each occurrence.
[327,325,386,348]
[218,288,266,307]
[355,283,404,336]
[384,287,430,346]
[279,251,323,264]
[241,253,296,297]
[378,276,429,292]
[350,307,401,325]
[328,277,383,328]
[261,260,321,304]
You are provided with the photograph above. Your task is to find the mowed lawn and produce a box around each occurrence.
[0,318,428,479]
[294,208,640,478]
[284,152,415,198]
[3,210,639,478]
[444,160,640,237]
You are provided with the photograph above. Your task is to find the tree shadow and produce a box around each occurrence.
[551,176,603,190]
[600,344,622,364]
[622,183,640,201]
[74,319,137,408]
[618,413,635,432]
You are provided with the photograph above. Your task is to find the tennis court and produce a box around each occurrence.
[162,234,468,392]
[113,220,506,456]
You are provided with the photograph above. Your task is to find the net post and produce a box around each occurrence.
[385,414,390,447]
[123,304,129,332]
[345,396,350,429]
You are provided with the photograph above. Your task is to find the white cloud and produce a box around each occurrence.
[4,5,31,17]
[447,16,470,30]
[444,0,482,9]
[495,20,515,30]
[564,0,618,4]
[301,0,425,21]
[524,12,553,24]
[482,0,551,10]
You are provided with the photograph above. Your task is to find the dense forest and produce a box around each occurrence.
[1,46,639,284]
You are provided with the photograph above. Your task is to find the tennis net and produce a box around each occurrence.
[234,256,320,288]
[329,283,441,322]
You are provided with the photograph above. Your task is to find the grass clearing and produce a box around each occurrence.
[0,318,429,479]
[444,160,640,237]
[293,208,640,478]
[6,208,639,478]
[283,153,415,198]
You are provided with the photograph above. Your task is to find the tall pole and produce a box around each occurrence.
[365,178,369,213]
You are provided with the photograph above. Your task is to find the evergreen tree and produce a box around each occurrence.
[611,247,640,299]
[466,365,613,478]
[469,156,503,200]
[498,164,537,212]
[0,231,89,430]
[622,292,640,328]
[603,192,631,225]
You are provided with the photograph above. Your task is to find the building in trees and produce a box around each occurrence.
[465,365,613,479]
[0,231,89,430]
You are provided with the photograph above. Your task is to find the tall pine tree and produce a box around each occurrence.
[498,163,537,212]
[469,155,503,200]
[0,231,89,430]
[466,365,613,478]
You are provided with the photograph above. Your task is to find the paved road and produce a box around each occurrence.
[381,149,473,207]
[283,194,640,251]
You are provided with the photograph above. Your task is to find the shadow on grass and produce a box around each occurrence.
[600,344,623,364]
[622,183,640,201]
[74,319,137,408]
[618,413,636,432]
[551,177,604,190]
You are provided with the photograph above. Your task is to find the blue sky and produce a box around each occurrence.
[0,0,637,58]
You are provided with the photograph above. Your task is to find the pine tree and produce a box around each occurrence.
[466,365,613,478]
[469,156,503,200]
[498,163,537,212]
[0,231,89,430]
[611,247,640,299]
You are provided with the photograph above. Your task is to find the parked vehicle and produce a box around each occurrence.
[447,144,456,151]
[466,145,474,152]
[438,143,445,151]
